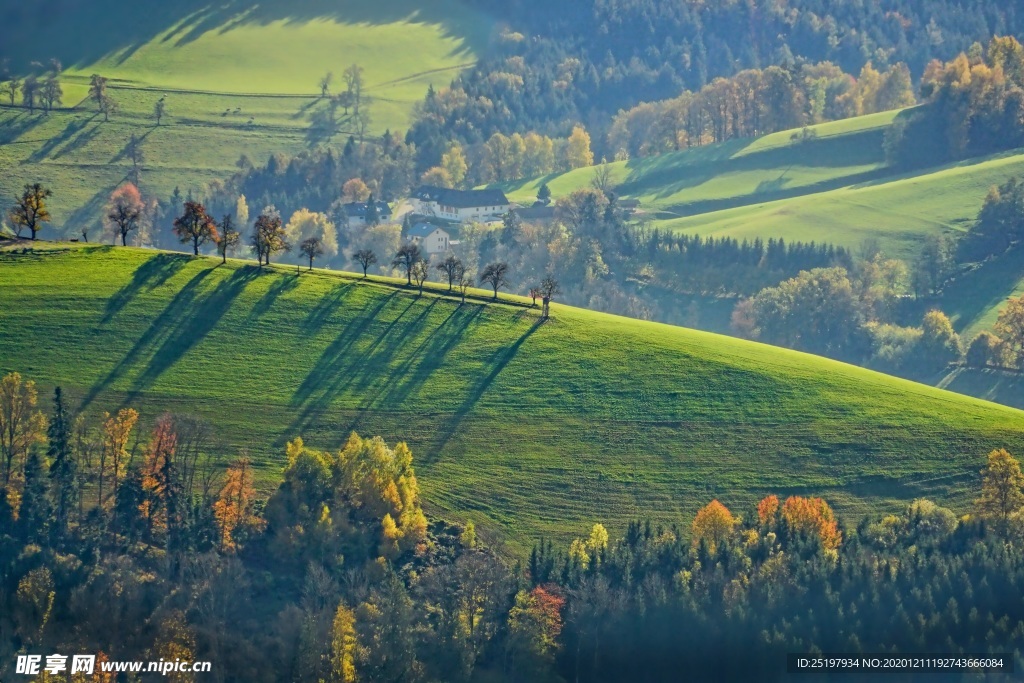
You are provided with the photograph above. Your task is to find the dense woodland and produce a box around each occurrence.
[3,372,1024,681]
[407,0,1023,167]
[887,36,1024,168]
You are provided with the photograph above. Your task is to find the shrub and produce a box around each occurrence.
[966,331,1009,368]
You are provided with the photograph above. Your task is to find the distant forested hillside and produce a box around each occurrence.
[409,0,1023,166]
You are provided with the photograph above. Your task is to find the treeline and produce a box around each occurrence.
[423,125,594,187]
[732,254,965,376]
[215,133,416,218]
[887,36,1024,168]
[5,370,1024,681]
[537,448,1024,682]
[638,229,852,296]
[407,0,1022,169]
[960,175,1024,262]
[0,58,63,114]
[609,61,915,158]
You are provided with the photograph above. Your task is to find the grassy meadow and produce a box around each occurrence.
[0,0,491,230]
[495,110,1024,262]
[3,245,1024,551]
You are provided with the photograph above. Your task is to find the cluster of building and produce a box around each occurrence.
[344,185,513,255]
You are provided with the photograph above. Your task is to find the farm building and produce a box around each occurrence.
[411,186,510,223]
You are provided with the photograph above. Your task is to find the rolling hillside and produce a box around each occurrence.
[0,0,491,229]
[495,110,1024,262]
[3,244,1024,550]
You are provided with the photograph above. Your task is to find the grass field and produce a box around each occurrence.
[494,110,1024,261]
[0,0,491,230]
[3,245,1024,551]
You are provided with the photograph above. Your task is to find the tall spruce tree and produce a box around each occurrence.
[47,387,75,543]
[19,449,51,544]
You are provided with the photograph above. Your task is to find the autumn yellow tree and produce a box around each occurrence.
[523,132,556,176]
[265,433,428,565]
[441,142,468,187]
[330,602,358,683]
[0,371,47,490]
[507,586,564,678]
[342,178,371,203]
[235,194,249,227]
[14,566,54,649]
[285,208,338,259]
[420,166,454,188]
[151,611,198,683]
[569,522,609,570]
[995,295,1024,366]
[691,500,736,552]
[757,494,780,525]
[99,408,138,508]
[140,414,178,540]
[976,448,1024,535]
[565,125,594,169]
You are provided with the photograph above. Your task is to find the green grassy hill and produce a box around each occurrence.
[0,0,491,229]
[495,110,1024,262]
[3,245,1024,550]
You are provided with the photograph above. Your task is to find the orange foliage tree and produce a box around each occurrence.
[213,456,264,551]
[781,496,842,552]
[757,494,780,525]
[141,415,178,540]
[508,585,565,675]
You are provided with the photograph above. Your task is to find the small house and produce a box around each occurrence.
[406,223,451,255]
[343,200,392,228]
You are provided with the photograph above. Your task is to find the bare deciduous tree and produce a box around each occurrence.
[412,260,430,295]
[392,244,424,286]
[300,236,325,271]
[436,254,465,292]
[353,249,377,277]
[479,262,510,300]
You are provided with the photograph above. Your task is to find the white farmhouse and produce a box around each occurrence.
[412,186,510,223]
[406,223,451,255]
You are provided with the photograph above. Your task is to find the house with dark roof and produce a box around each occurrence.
[411,186,510,223]
[342,200,392,228]
[406,222,451,255]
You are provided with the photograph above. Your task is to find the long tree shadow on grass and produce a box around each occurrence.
[127,267,260,399]
[422,317,543,461]
[25,117,90,162]
[0,110,43,145]
[349,302,484,421]
[300,280,356,333]
[82,266,217,407]
[49,120,103,160]
[288,296,434,428]
[6,0,482,73]
[285,293,479,441]
[83,266,258,407]
[102,252,191,322]
[939,246,1024,333]
[246,271,301,320]
[284,290,404,434]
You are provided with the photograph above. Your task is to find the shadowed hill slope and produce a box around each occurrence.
[3,245,1024,550]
